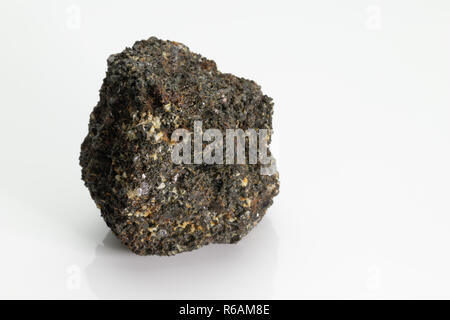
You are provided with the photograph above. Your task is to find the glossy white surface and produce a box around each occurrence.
[1,0,450,299]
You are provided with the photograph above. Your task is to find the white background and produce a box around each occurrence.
[1,0,450,299]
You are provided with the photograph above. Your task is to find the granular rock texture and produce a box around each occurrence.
[80,37,279,255]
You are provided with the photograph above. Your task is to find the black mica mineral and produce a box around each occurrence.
[80,37,279,255]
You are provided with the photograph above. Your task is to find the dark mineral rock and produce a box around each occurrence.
[80,37,279,255]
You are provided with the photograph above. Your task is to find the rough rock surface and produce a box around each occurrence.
[80,37,279,255]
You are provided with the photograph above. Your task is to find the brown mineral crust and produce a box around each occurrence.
[80,37,279,255]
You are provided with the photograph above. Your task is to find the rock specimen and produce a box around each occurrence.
[80,37,279,255]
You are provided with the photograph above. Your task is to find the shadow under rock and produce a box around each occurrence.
[85,218,279,299]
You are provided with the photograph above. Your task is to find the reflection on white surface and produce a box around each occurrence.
[86,219,278,299]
